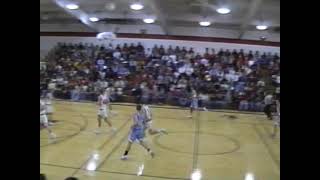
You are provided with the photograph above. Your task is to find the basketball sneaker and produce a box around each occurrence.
[121,155,128,160]
[94,129,101,134]
[159,129,168,135]
[49,132,56,139]
[110,111,118,116]
[48,122,55,126]
[110,127,117,135]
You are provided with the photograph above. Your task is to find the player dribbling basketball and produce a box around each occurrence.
[121,104,155,160]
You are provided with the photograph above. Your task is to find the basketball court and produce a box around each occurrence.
[40,101,280,180]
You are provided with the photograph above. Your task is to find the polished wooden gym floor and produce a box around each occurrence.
[40,101,280,180]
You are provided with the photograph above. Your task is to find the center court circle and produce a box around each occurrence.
[153,131,240,155]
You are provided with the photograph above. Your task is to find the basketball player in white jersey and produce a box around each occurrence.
[142,104,168,135]
[271,97,280,139]
[121,104,155,160]
[45,91,54,123]
[188,91,199,118]
[105,86,117,116]
[40,99,56,139]
[95,90,116,134]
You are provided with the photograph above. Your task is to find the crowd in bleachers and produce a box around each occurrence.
[40,42,280,111]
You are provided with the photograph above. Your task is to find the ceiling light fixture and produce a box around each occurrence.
[256,25,268,30]
[130,3,144,10]
[89,17,99,22]
[217,7,231,14]
[65,4,79,10]
[199,21,211,27]
[143,18,155,24]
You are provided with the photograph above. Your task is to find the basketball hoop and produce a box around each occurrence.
[96,32,117,43]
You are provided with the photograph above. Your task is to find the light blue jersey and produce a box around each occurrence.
[128,112,146,143]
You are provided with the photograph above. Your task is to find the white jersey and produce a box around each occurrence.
[276,100,280,116]
[46,91,53,100]
[45,99,51,105]
[45,98,53,113]
[142,105,152,121]
[40,100,48,126]
[142,105,153,129]
[272,101,280,126]
[264,95,273,105]
[40,100,46,115]
[105,87,113,97]
[97,94,110,118]
[98,94,110,110]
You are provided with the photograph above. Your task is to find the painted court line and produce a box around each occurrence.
[95,131,130,170]
[40,162,188,180]
[253,124,280,169]
[70,116,131,177]
[54,99,264,116]
[192,113,200,170]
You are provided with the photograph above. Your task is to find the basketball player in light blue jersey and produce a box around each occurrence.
[141,104,168,135]
[121,104,155,160]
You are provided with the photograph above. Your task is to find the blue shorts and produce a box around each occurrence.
[128,127,145,143]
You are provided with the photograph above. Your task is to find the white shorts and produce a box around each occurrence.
[98,108,109,118]
[273,115,280,126]
[46,105,53,114]
[40,115,48,127]
[145,121,153,129]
